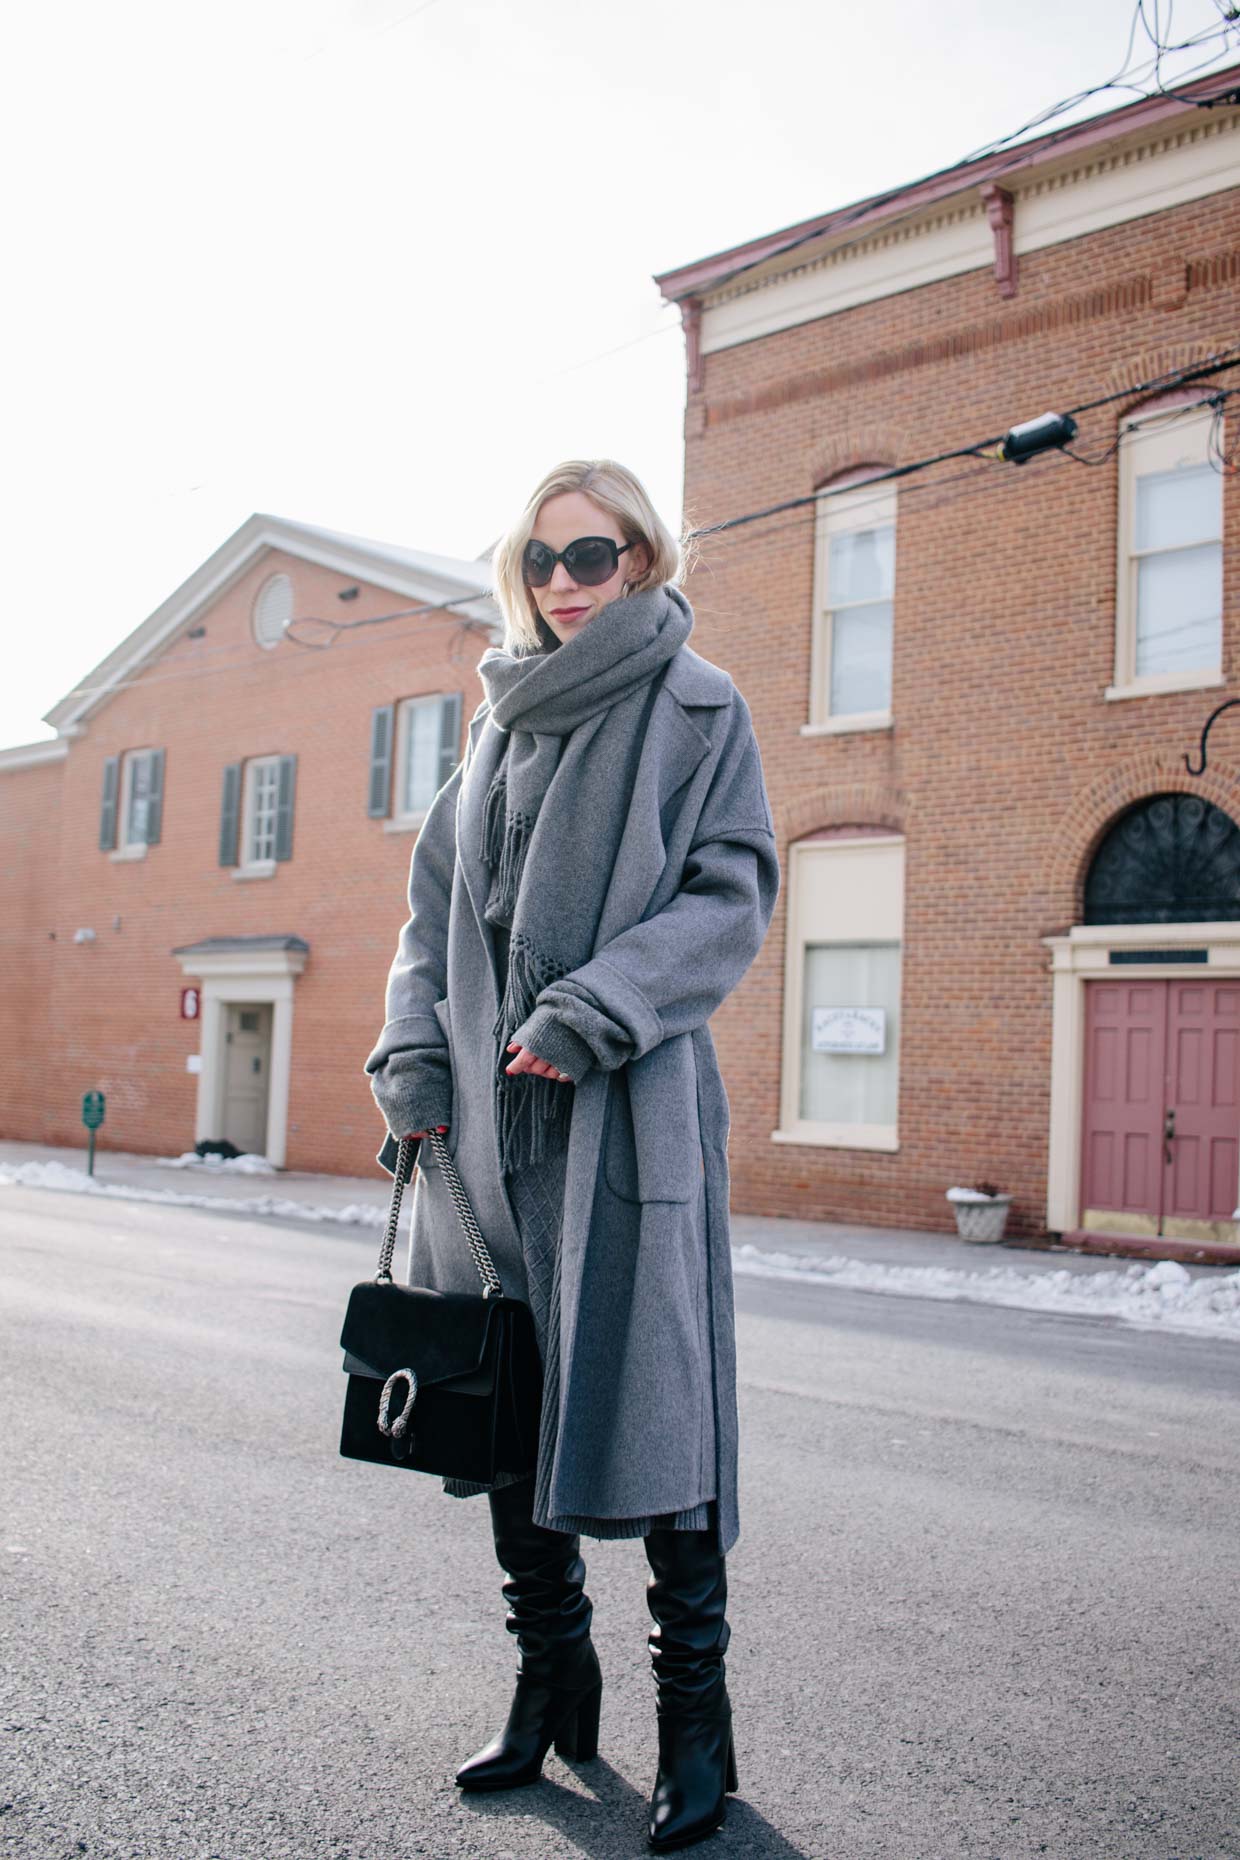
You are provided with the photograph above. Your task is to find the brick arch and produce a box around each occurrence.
[778,783,908,845]
[1045,753,1240,923]
[807,425,906,490]
[1104,337,1233,406]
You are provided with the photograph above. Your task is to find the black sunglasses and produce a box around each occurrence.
[522,535,634,589]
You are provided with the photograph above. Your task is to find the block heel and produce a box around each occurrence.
[725,1733,738,1794]
[554,1678,602,1761]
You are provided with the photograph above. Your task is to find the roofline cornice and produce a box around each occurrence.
[43,513,497,735]
[0,737,69,771]
[654,61,1240,303]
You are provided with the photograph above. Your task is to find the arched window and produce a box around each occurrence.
[809,466,895,733]
[1084,793,1240,924]
[1112,389,1224,696]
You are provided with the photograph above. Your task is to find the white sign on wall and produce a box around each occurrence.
[811,1006,886,1054]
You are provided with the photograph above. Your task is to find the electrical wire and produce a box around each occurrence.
[694,4,1239,300]
[45,355,1236,712]
[686,392,1232,566]
[284,590,494,651]
[681,349,1240,544]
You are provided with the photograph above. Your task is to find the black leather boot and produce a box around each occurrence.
[455,1475,602,1791]
[643,1506,738,1851]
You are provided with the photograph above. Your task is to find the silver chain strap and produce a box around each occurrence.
[374,1131,504,1298]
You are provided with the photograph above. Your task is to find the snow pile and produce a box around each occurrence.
[732,1243,1240,1340]
[5,1156,1238,1338]
[158,1152,278,1175]
[0,1158,385,1228]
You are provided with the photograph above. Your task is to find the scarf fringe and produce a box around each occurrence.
[481,768,537,926]
[491,931,574,1175]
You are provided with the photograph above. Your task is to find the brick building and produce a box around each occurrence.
[656,65,1240,1246]
[0,515,499,1175]
[2,67,1238,1247]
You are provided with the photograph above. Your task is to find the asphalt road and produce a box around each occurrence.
[1,1186,1236,1860]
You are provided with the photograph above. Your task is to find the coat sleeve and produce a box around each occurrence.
[509,696,780,1078]
[363,753,463,1143]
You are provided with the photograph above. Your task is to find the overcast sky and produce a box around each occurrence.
[4,0,1236,748]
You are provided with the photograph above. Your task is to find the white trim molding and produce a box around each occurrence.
[172,937,308,1170]
[1043,920,1240,1233]
[698,109,1240,356]
[0,737,69,771]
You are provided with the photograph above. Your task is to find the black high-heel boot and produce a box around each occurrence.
[455,1476,603,1791]
[642,1505,738,1851]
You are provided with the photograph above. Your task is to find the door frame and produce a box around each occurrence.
[173,942,308,1168]
[1043,920,1240,1232]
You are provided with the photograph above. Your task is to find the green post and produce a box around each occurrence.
[81,1090,106,1176]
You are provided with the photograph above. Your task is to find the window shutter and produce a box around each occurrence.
[275,754,297,862]
[99,756,120,850]
[145,749,165,845]
[438,692,463,789]
[367,704,395,818]
[219,763,241,867]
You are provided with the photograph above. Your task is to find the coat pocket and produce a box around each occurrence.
[603,1034,701,1204]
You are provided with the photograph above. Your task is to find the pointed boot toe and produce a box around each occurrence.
[455,1646,602,1791]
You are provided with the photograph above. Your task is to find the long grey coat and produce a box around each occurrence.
[366,643,780,1553]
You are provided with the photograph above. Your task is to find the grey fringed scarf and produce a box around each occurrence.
[475,581,694,1174]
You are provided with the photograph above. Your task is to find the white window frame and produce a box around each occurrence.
[1108,400,1224,701]
[805,475,897,734]
[390,694,447,830]
[111,748,156,861]
[773,834,905,1150]
[238,755,281,877]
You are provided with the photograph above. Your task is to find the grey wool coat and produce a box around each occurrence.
[364,640,780,1554]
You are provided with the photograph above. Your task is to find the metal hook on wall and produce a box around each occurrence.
[1184,697,1240,776]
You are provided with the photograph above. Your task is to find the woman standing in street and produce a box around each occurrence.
[364,458,779,1851]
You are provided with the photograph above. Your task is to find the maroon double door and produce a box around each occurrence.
[1081,978,1240,1235]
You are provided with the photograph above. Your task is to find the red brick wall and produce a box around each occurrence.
[682,190,1240,1237]
[0,759,63,1140]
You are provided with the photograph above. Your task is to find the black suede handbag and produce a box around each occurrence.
[339,1132,542,1482]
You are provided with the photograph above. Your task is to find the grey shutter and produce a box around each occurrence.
[145,749,165,845]
[219,763,241,867]
[367,704,394,818]
[438,692,463,789]
[99,756,119,850]
[275,754,297,862]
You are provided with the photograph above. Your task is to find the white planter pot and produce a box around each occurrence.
[946,1189,1013,1244]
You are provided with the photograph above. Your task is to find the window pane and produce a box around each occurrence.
[828,522,894,604]
[800,941,901,1125]
[126,754,151,843]
[1135,543,1222,677]
[830,600,892,715]
[1134,463,1220,552]
[251,762,280,862]
[401,701,442,814]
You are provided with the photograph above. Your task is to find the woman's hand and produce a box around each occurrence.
[406,1124,450,1139]
[504,1043,573,1083]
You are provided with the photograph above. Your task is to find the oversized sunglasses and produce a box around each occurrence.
[522,535,634,589]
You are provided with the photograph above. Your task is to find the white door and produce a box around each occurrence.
[222,1003,272,1156]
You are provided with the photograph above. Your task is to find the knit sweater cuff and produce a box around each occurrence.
[509,1005,595,1083]
[369,1050,453,1140]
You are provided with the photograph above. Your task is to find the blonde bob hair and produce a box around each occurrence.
[491,458,682,654]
